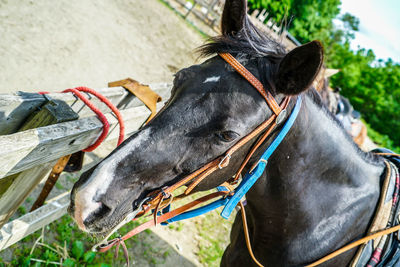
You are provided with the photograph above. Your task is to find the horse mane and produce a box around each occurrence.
[197,15,286,58]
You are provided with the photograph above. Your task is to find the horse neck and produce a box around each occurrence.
[245,92,386,265]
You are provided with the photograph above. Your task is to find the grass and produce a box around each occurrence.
[0,213,171,266]
[0,187,236,266]
[195,211,234,266]
[0,215,113,266]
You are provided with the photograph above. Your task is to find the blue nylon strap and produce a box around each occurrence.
[220,161,266,219]
[220,96,302,219]
[163,186,230,224]
[166,197,230,223]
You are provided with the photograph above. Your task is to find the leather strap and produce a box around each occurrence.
[30,155,72,211]
[307,224,400,267]
[97,191,230,252]
[108,78,162,123]
[239,201,264,267]
[219,53,282,115]
[233,96,290,183]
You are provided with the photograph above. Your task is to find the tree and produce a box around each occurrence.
[248,0,341,44]
[248,0,400,149]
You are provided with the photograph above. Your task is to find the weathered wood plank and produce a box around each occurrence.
[0,125,135,250]
[0,100,166,227]
[19,100,79,131]
[0,162,56,227]
[0,81,172,246]
[0,83,171,135]
[0,102,165,180]
[0,191,69,250]
[0,99,79,227]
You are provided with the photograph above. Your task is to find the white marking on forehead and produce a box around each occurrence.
[76,128,151,221]
[203,76,220,83]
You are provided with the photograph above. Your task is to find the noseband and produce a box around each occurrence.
[95,53,299,266]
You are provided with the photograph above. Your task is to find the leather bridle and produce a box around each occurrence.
[140,52,290,215]
[95,53,292,266]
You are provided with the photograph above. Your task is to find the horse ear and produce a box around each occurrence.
[275,41,324,95]
[221,0,248,36]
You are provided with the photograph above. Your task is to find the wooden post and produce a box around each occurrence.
[184,1,196,19]
[0,191,70,250]
[0,100,78,227]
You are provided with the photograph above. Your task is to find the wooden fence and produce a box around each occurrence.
[0,82,172,250]
[0,1,304,252]
[162,0,300,50]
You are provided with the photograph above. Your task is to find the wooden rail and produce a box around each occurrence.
[0,83,170,135]
[0,83,170,180]
[162,0,300,49]
[0,82,172,248]
[0,192,70,250]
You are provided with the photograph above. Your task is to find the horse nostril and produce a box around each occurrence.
[83,202,112,227]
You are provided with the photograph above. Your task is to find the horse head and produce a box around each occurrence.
[68,0,323,235]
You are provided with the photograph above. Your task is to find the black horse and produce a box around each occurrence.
[69,0,386,265]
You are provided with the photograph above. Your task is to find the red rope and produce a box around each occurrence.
[39,87,125,152]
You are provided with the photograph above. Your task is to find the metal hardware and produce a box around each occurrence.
[218,154,231,169]
[275,109,287,125]
[249,159,268,174]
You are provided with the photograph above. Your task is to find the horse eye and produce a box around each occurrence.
[216,131,239,142]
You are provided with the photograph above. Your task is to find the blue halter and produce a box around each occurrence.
[161,96,302,224]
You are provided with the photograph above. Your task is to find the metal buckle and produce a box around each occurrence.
[218,154,231,169]
[249,159,268,174]
[275,109,287,125]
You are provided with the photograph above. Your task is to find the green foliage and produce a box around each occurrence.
[249,0,399,149]
[62,258,76,267]
[364,120,400,152]
[71,241,84,260]
[329,49,400,148]
[17,206,27,215]
[195,211,233,266]
[248,0,341,44]
[83,251,96,263]
[248,0,292,24]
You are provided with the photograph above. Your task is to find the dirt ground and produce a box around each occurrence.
[0,0,235,266]
[0,0,206,93]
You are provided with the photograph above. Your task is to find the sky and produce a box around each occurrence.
[339,0,400,63]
